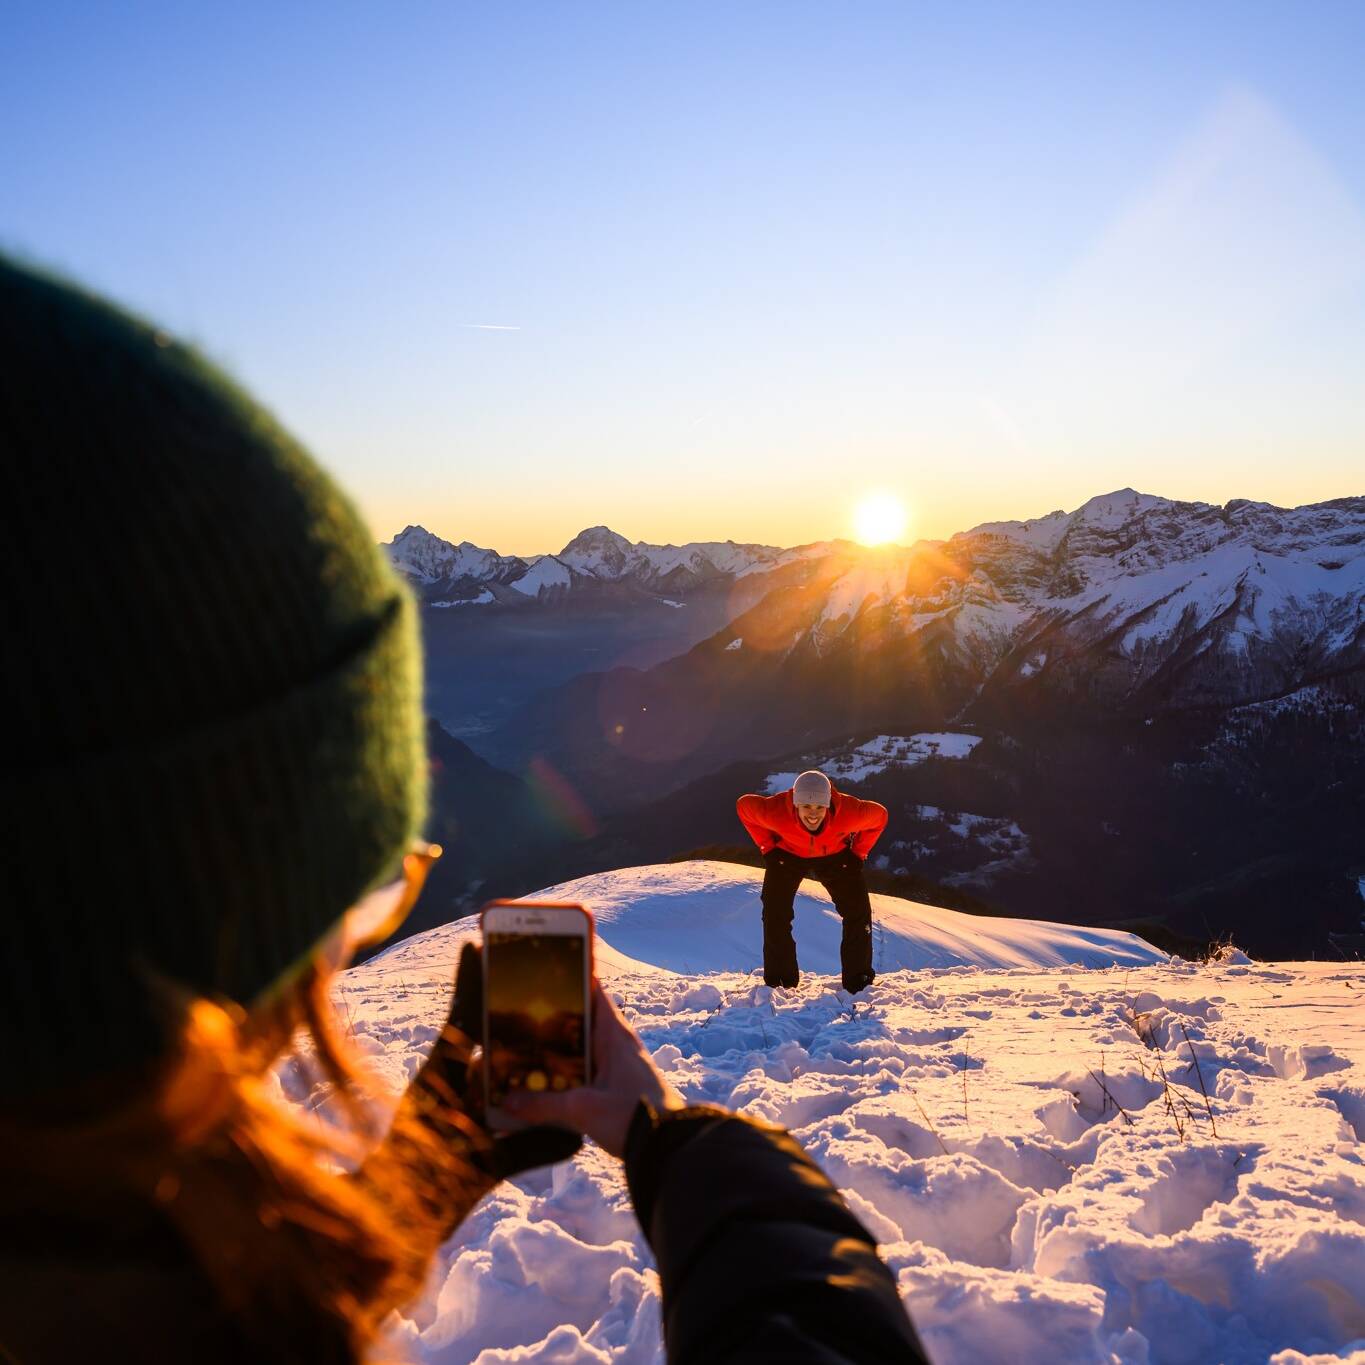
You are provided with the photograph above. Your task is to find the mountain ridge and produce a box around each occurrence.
[384,522,843,603]
[384,493,1365,657]
[463,489,1362,956]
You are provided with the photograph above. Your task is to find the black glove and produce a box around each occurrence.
[762,846,787,865]
[422,942,583,1180]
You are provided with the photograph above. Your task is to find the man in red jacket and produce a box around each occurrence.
[737,770,888,993]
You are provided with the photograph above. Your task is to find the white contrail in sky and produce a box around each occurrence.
[460,323,521,331]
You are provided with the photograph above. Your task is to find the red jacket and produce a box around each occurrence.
[737,787,889,861]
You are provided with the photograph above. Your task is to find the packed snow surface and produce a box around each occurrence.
[287,865,1365,1365]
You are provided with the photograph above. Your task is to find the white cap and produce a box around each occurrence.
[792,770,832,807]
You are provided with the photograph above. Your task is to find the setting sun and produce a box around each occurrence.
[853,493,908,546]
[524,996,553,1025]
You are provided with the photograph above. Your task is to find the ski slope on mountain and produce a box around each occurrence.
[283,865,1365,1365]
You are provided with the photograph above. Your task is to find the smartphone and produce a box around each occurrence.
[479,899,594,1130]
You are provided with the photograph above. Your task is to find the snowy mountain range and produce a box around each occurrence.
[387,490,1363,958]
[488,489,1364,790]
[715,488,1365,716]
[390,489,1363,714]
[385,524,835,604]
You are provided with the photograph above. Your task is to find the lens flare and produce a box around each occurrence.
[527,755,598,838]
[853,493,908,546]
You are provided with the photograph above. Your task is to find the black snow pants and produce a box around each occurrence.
[761,849,874,992]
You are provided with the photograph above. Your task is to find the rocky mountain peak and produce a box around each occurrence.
[391,523,439,546]
[386,525,459,582]
[382,526,523,589]
[558,526,634,577]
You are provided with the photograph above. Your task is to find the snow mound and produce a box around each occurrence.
[366,860,1161,992]
[519,861,1166,975]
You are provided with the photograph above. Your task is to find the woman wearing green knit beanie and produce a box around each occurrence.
[0,257,582,1362]
[0,258,930,1365]
[0,256,430,1086]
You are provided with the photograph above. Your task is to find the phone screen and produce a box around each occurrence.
[484,930,588,1106]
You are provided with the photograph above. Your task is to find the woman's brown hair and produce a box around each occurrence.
[0,963,490,1364]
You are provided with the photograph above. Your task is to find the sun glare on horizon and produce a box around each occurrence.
[853,493,908,546]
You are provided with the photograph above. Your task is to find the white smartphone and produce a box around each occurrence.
[479,899,594,1131]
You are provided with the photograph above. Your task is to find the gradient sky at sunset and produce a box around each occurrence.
[6,2,1364,554]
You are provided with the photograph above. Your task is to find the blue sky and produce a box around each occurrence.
[5,1,1364,552]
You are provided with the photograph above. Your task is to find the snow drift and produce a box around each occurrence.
[526,861,1166,975]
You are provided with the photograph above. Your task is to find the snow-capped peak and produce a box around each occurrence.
[387,524,447,564]
[557,526,636,578]
[383,525,526,590]
[964,489,1172,549]
[383,523,825,601]
[509,554,572,596]
[554,527,823,588]
[803,491,1365,709]
[1071,487,1168,527]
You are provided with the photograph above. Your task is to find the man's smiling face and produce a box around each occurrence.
[796,802,827,831]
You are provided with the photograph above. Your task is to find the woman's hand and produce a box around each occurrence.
[503,977,685,1158]
[416,943,583,1179]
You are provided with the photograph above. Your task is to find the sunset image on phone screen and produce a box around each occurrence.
[485,932,587,1105]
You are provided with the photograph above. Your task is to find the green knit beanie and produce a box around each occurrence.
[0,256,428,1097]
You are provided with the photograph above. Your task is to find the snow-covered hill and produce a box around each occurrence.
[520,862,1164,974]
[283,865,1365,1365]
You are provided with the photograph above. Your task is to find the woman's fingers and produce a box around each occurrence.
[503,1088,623,1154]
[500,977,685,1159]
[503,1088,585,1127]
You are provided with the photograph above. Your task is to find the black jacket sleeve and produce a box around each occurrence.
[623,1102,929,1365]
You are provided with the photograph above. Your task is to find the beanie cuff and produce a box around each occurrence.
[4,589,426,1089]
